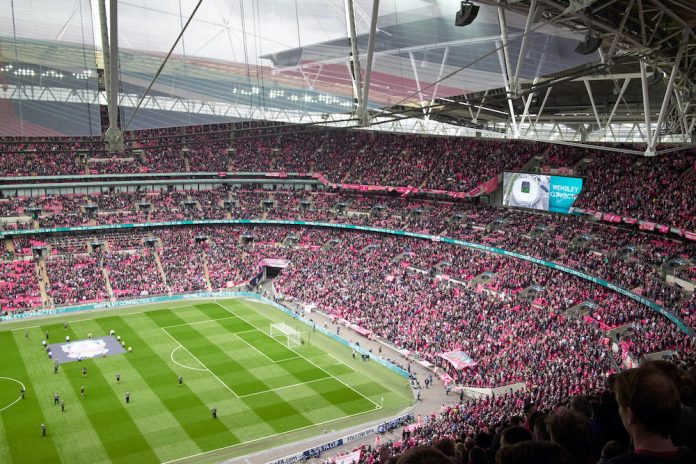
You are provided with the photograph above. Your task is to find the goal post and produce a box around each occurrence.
[270,322,302,348]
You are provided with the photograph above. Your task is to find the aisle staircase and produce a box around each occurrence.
[35,260,53,306]
[201,251,213,292]
[101,267,115,300]
[152,248,169,291]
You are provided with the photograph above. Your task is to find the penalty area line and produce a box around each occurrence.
[237,376,333,398]
[160,327,239,398]
[170,346,207,372]
[161,315,239,329]
[214,301,381,409]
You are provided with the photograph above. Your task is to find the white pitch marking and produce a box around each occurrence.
[9,304,205,331]
[160,404,384,464]
[231,332,299,364]
[161,315,239,329]
[237,376,333,399]
[214,302,381,408]
[274,356,302,363]
[325,352,357,373]
[169,346,208,372]
[160,327,239,398]
[0,377,26,413]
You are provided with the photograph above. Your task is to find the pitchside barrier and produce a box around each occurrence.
[266,413,414,464]
[0,219,692,337]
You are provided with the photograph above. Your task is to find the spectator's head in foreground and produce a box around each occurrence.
[613,366,681,446]
[395,446,451,464]
[495,440,574,464]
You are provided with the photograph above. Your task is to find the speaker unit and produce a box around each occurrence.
[455,1,479,27]
[575,35,602,55]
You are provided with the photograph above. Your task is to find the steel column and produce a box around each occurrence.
[649,31,687,152]
[513,0,537,93]
[344,0,364,117]
[604,78,632,136]
[583,80,603,132]
[359,0,380,127]
[639,60,653,151]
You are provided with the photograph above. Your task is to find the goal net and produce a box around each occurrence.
[269,322,302,348]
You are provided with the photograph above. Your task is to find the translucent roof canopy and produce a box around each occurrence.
[0,0,599,135]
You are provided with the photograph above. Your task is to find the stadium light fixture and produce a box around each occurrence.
[455,1,479,27]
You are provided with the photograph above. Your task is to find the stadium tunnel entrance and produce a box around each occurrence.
[248,258,289,288]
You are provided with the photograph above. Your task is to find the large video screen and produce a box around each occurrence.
[502,172,583,213]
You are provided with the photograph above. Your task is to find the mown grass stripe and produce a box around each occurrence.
[38,322,159,464]
[95,315,240,452]
[304,377,374,415]
[234,329,298,362]
[193,303,234,320]
[13,325,113,464]
[239,390,314,434]
[0,411,13,463]
[0,299,414,464]
[165,323,270,396]
[0,331,63,464]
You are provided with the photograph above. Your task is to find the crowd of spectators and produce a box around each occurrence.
[1,189,693,318]
[1,220,694,464]
[1,125,695,464]
[573,149,696,230]
[44,252,108,305]
[326,361,696,464]
[0,258,42,313]
[2,124,695,232]
[105,250,167,298]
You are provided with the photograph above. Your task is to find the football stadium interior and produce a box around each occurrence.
[0,0,695,463]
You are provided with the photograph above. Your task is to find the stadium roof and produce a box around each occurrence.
[0,0,693,151]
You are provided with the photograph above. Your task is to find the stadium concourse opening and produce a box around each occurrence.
[260,258,289,280]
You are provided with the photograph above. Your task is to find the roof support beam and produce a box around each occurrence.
[525,86,552,137]
[496,40,518,137]
[408,51,428,117]
[97,0,123,152]
[426,46,450,121]
[534,87,552,127]
[97,0,111,102]
[603,78,631,136]
[639,60,653,152]
[649,31,687,153]
[606,0,635,63]
[463,94,477,121]
[518,93,535,134]
[673,89,687,138]
[496,3,516,97]
[648,0,696,43]
[512,0,537,93]
[583,80,603,133]
[344,0,364,119]
[359,0,379,127]
[106,0,122,151]
[473,89,488,123]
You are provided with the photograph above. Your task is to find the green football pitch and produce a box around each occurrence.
[0,298,412,464]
